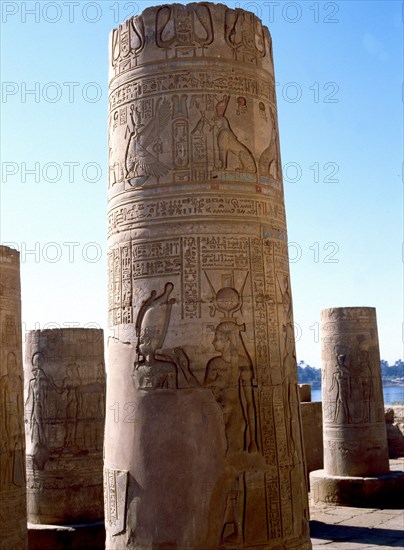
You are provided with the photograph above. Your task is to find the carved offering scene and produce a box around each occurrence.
[109,90,282,192]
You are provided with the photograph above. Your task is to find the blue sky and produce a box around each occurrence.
[1,0,402,366]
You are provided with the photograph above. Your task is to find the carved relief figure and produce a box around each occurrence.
[259,106,279,180]
[278,274,296,377]
[156,4,213,57]
[132,283,177,390]
[59,363,83,453]
[204,320,257,455]
[209,95,256,173]
[357,336,373,423]
[328,346,351,423]
[203,274,259,546]
[25,352,59,469]
[1,352,25,488]
[125,98,171,186]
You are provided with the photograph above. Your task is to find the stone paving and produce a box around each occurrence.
[309,459,404,549]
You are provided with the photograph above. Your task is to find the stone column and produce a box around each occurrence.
[106,4,311,549]
[24,328,105,524]
[0,246,28,550]
[310,307,404,505]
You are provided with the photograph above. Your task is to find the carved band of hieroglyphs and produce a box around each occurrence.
[109,71,275,111]
[104,468,128,536]
[108,196,286,235]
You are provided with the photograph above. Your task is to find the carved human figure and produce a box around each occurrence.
[132,283,177,390]
[204,319,258,545]
[328,347,351,423]
[60,363,82,451]
[259,107,279,180]
[25,352,59,469]
[204,321,257,455]
[209,95,256,173]
[1,353,24,487]
[125,98,171,185]
[25,353,55,447]
[278,275,296,377]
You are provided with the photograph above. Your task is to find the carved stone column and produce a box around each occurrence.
[310,307,404,505]
[0,246,28,550]
[106,4,311,549]
[24,328,105,524]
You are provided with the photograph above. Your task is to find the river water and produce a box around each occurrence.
[310,386,404,405]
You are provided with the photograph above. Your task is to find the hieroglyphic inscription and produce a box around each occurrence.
[273,389,293,537]
[262,239,280,376]
[279,467,293,537]
[108,196,285,235]
[250,238,270,384]
[200,236,249,270]
[133,240,181,280]
[109,71,274,112]
[104,468,128,536]
[181,238,200,319]
[265,473,282,540]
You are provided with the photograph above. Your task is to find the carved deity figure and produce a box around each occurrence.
[132,283,177,390]
[259,107,279,180]
[25,352,59,469]
[26,353,51,446]
[125,99,171,186]
[1,353,25,488]
[209,95,256,173]
[60,363,82,452]
[204,321,257,455]
[329,347,351,423]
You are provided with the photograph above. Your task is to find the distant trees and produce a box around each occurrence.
[297,359,404,388]
[297,361,321,388]
[380,360,404,380]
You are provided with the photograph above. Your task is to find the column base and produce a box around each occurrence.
[310,468,404,508]
[28,521,104,550]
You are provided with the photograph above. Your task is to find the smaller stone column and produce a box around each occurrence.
[310,307,404,506]
[298,384,312,402]
[24,328,106,546]
[0,246,28,550]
